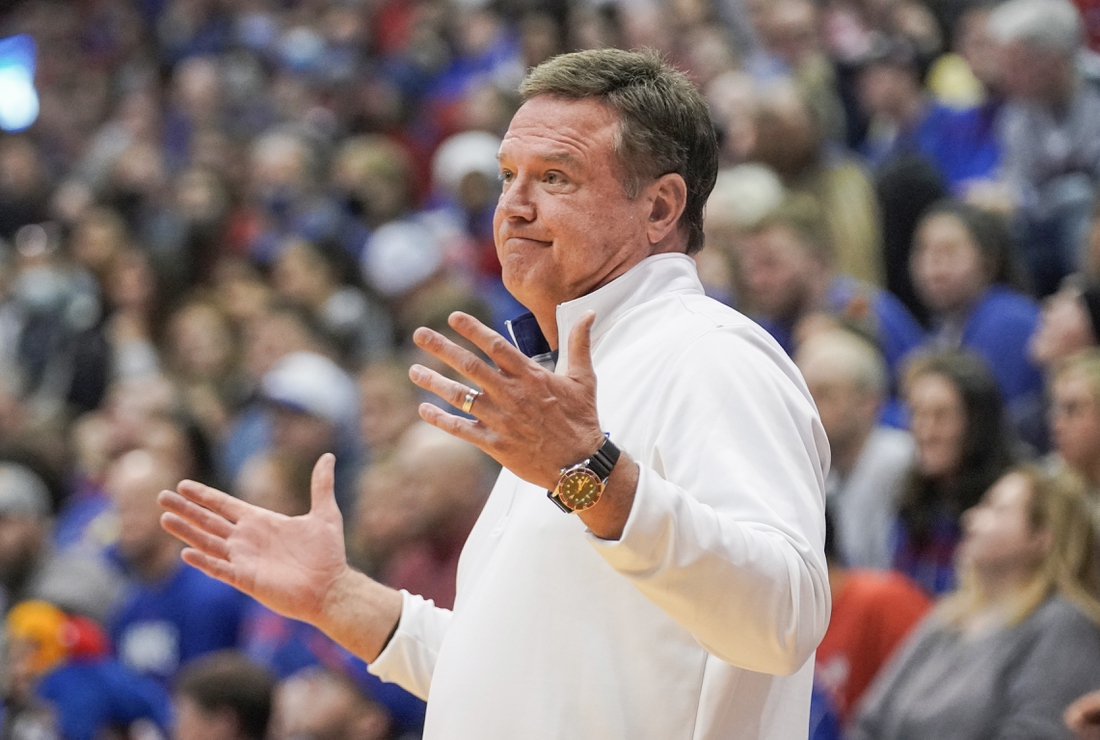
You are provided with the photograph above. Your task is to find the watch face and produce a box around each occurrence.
[558,469,604,511]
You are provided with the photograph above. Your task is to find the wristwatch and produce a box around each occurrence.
[547,436,621,513]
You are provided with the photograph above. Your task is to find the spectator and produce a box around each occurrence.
[378,422,496,611]
[910,199,1045,444]
[271,237,393,366]
[854,36,1000,192]
[4,599,172,740]
[795,328,914,569]
[234,453,313,519]
[347,460,422,580]
[895,351,1017,594]
[1048,350,1100,498]
[815,513,932,725]
[735,193,925,411]
[1030,279,1100,371]
[106,449,249,687]
[746,78,886,287]
[260,351,361,514]
[162,298,246,445]
[853,465,1100,738]
[700,163,787,306]
[0,462,121,621]
[991,0,1100,296]
[357,361,422,464]
[173,651,276,740]
[270,667,394,740]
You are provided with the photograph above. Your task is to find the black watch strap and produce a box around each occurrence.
[588,436,621,482]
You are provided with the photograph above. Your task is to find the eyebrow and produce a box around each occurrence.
[496,151,581,168]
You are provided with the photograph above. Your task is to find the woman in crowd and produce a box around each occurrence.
[854,465,1100,738]
[910,200,1045,446]
[894,350,1016,593]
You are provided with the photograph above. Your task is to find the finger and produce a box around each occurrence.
[180,548,239,588]
[409,365,489,415]
[412,327,502,390]
[447,311,534,376]
[566,311,597,383]
[310,453,340,519]
[418,402,493,451]
[158,490,234,539]
[176,479,250,524]
[160,511,231,560]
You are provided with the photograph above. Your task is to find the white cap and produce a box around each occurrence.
[361,219,443,298]
[431,131,502,197]
[0,463,50,518]
[261,352,359,426]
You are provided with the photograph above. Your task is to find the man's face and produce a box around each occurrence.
[1050,371,1100,474]
[999,41,1067,101]
[735,224,816,321]
[493,96,658,321]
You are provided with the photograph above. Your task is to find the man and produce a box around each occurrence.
[108,449,250,687]
[0,461,120,621]
[160,49,830,738]
[174,651,276,740]
[735,193,925,423]
[795,329,914,569]
[991,0,1100,295]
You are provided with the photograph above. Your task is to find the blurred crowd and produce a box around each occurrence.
[2,0,1100,737]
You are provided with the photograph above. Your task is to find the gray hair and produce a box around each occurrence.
[988,0,1083,55]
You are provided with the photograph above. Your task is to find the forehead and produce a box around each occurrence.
[499,96,621,165]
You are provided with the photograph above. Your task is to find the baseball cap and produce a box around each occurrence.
[0,462,50,518]
[361,219,443,298]
[261,351,359,426]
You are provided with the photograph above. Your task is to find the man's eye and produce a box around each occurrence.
[500,171,514,184]
[545,172,564,185]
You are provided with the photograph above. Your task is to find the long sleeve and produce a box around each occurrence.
[366,590,453,700]
[587,328,832,675]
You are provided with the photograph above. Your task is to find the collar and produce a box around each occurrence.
[504,253,704,370]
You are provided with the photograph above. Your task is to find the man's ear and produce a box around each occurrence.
[645,173,688,247]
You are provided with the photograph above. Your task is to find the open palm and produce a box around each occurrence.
[159,453,350,625]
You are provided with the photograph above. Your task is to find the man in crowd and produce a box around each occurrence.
[992,0,1100,295]
[108,448,250,687]
[173,651,276,740]
[160,48,830,738]
[795,329,914,569]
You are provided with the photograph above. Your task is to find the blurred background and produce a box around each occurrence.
[1,0,1100,738]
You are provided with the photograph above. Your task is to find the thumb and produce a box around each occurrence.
[567,311,597,384]
[310,453,340,519]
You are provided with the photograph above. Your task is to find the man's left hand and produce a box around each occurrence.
[409,311,607,491]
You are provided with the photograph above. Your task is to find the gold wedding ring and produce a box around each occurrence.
[461,389,480,414]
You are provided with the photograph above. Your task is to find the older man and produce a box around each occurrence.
[991,0,1100,295]
[160,49,830,739]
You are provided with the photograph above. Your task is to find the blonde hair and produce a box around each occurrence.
[1054,348,1100,402]
[940,464,1100,628]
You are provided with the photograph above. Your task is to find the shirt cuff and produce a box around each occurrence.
[366,589,450,701]
[584,463,673,575]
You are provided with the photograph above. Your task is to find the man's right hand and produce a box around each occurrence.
[158,452,402,661]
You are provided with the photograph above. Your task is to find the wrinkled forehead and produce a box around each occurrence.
[500,96,622,159]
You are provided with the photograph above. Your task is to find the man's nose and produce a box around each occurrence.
[497,177,536,221]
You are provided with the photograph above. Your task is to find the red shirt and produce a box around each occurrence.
[815,569,932,724]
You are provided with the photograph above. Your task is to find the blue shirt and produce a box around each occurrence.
[108,560,250,686]
[37,659,172,740]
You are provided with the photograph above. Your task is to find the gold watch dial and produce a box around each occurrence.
[558,469,604,511]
